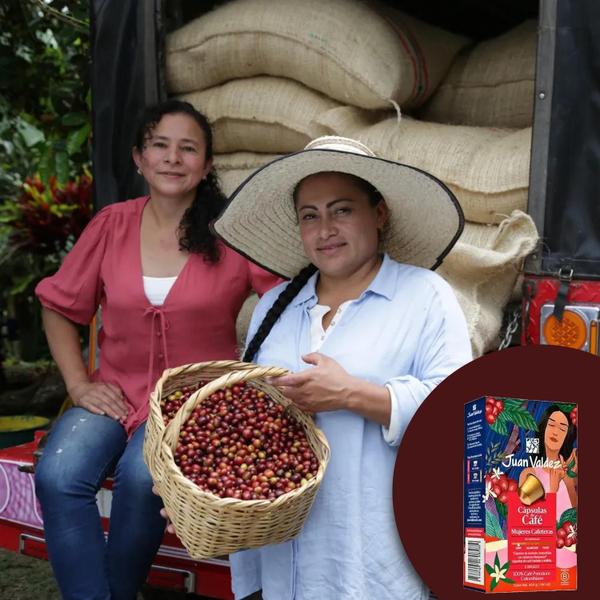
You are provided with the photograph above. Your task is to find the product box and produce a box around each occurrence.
[464,397,578,592]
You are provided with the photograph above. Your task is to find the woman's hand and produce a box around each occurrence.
[266,353,392,427]
[266,353,354,413]
[548,456,571,493]
[160,507,177,534]
[548,464,565,493]
[152,486,177,534]
[69,381,128,422]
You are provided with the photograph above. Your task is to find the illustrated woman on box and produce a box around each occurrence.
[34,100,277,600]
[208,137,473,599]
[519,405,578,508]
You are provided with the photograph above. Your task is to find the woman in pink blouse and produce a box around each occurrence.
[34,100,277,600]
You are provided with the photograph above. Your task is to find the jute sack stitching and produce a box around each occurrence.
[438,211,538,357]
[166,0,469,109]
[214,152,282,196]
[419,20,537,128]
[315,107,531,224]
[180,77,339,153]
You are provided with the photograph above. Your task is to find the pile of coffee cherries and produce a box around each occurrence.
[170,381,319,501]
[160,382,206,426]
[485,397,505,425]
[569,406,577,427]
[556,520,577,549]
[485,471,517,504]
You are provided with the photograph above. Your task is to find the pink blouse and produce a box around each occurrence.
[35,196,279,435]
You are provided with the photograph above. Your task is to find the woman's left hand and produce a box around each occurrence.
[266,352,354,413]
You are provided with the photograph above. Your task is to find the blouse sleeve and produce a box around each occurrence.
[35,208,111,325]
[383,278,473,447]
[247,261,285,297]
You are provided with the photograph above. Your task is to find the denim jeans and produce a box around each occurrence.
[35,407,166,600]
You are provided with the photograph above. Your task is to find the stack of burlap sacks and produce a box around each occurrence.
[166,0,539,356]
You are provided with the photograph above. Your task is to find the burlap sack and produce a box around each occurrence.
[180,77,339,154]
[166,0,469,110]
[315,107,531,224]
[419,20,537,128]
[214,152,282,196]
[236,293,259,351]
[439,211,538,356]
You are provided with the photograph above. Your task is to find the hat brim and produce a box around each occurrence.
[213,149,464,279]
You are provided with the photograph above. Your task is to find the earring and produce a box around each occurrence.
[137,168,142,175]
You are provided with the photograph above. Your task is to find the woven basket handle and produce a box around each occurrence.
[161,365,289,449]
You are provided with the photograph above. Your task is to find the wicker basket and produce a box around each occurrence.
[150,365,331,560]
[144,360,253,486]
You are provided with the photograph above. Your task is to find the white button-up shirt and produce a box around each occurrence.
[230,254,472,600]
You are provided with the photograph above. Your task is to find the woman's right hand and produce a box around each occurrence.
[548,462,566,493]
[69,381,128,422]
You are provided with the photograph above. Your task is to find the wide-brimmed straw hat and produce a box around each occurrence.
[213,136,464,278]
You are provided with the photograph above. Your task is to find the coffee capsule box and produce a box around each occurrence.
[464,397,578,592]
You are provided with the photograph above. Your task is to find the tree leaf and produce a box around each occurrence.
[495,498,508,519]
[55,149,69,184]
[502,405,538,432]
[38,147,54,184]
[504,398,523,409]
[10,272,37,295]
[556,403,576,414]
[558,508,577,529]
[494,552,500,569]
[486,511,504,540]
[66,123,90,155]
[503,577,516,584]
[485,563,494,575]
[16,118,45,147]
[61,112,88,127]
[489,415,508,435]
[490,577,498,592]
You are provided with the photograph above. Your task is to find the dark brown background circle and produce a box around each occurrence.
[394,345,593,600]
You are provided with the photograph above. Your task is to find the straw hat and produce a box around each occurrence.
[213,136,464,278]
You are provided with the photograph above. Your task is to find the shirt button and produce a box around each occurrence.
[158,353,164,359]
[330,321,336,326]
[157,330,162,337]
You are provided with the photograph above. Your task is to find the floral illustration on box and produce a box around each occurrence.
[555,508,577,550]
[485,552,515,591]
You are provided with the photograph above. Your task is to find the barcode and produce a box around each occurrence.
[465,537,484,585]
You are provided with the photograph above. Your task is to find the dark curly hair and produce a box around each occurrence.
[243,172,384,362]
[134,99,225,263]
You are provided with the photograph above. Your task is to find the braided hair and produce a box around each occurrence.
[243,171,384,362]
[134,99,225,263]
[243,263,317,362]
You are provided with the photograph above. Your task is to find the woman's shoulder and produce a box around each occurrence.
[386,256,454,296]
[95,196,147,219]
[82,196,147,236]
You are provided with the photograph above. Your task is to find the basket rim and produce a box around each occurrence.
[155,365,331,509]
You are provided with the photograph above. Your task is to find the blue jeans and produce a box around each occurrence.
[35,407,166,600]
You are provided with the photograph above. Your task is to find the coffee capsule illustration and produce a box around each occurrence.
[518,474,545,505]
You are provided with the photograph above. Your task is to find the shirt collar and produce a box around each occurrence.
[291,253,395,307]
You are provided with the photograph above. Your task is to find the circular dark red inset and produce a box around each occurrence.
[394,345,595,600]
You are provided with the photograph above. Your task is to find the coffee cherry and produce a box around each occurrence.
[170,381,318,502]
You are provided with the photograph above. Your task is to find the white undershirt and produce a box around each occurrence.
[143,275,177,306]
[308,302,399,444]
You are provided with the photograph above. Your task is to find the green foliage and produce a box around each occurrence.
[0,0,90,190]
[0,1,91,361]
